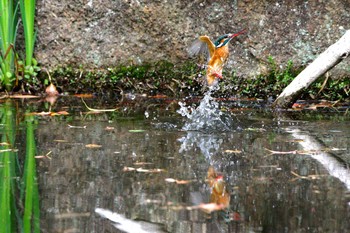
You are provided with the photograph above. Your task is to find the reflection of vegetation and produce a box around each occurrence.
[0,101,40,232]
[22,115,40,232]
[0,101,18,232]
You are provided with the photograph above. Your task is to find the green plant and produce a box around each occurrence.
[19,0,40,89]
[19,0,36,67]
[0,0,19,90]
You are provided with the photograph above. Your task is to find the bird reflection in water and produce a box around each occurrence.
[201,166,241,223]
[207,166,230,209]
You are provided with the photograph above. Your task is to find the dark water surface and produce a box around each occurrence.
[1,96,350,233]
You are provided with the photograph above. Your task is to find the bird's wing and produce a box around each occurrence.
[187,36,215,61]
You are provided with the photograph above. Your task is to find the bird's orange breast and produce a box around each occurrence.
[208,46,229,68]
[205,44,230,86]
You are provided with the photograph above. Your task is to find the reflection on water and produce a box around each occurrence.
[1,97,350,232]
[0,101,40,233]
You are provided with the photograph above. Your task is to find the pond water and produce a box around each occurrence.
[1,94,350,233]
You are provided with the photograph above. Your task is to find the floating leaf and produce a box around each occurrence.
[133,162,153,165]
[129,129,145,133]
[54,139,67,143]
[123,167,136,171]
[165,178,191,184]
[85,144,102,148]
[81,98,118,112]
[136,168,165,173]
[26,111,69,116]
[9,94,39,99]
[50,111,69,116]
[74,94,94,98]
[123,166,165,173]
[224,149,242,154]
[68,124,87,129]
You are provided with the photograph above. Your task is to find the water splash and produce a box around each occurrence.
[177,86,235,132]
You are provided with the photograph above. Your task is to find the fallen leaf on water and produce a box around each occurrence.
[54,139,67,143]
[82,98,118,112]
[148,94,168,99]
[133,162,153,165]
[27,111,69,116]
[68,124,87,129]
[129,129,145,133]
[285,139,304,143]
[165,178,191,184]
[265,148,298,154]
[55,212,90,219]
[123,166,165,173]
[85,144,102,148]
[290,171,326,181]
[123,167,136,171]
[245,127,266,132]
[50,111,69,116]
[35,151,52,159]
[74,94,94,98]
[224,149,242,154]
[136,168,165,173]
[10,94,40,99]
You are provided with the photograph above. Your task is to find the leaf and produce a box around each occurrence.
[10,94,40,99]
[224,149,242,154]
[165,178,191,184]
[81,98,117,112]
[26,111,69,116]
[68,124,86,129]
[85,144,102,148]
[129,129,145,133]
[74,94,94,98]
[123,166,165,173]
[53,139,67,143]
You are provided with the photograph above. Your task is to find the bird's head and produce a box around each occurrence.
[214,29,246,48]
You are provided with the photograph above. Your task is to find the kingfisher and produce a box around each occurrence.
[188,30,245,86]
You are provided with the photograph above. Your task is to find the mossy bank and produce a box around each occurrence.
[31,59,350,102]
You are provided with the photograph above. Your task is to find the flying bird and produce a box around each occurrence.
[188,30,245,86]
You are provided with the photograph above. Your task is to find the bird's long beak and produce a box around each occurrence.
[229,29,246,39]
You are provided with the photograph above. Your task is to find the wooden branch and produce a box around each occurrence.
[272,30,350,109]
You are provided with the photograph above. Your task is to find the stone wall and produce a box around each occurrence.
[35,0,350,77]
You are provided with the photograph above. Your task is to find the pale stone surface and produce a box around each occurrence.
[35,0,350,77]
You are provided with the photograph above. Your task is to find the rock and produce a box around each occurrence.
[35,0,350,78]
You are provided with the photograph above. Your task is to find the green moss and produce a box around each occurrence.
[34,59,349,101]
[45,61,203,96]
[219,57,349,101]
